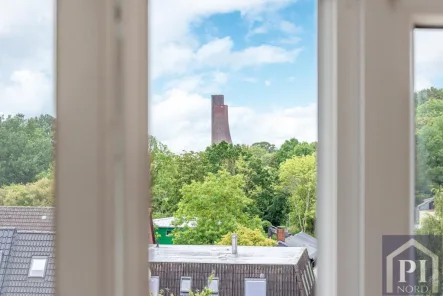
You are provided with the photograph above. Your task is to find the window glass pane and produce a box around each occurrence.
[0,0,55,290]
[414,28,443,233]
[245,279,266,296]
[208,277,219,293]
[150,276,160,296]
[31,258,46,270]
[148,0,317,295]
[180,277,192,292]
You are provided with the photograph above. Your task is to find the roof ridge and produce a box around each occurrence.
[16,230,55,234]
[0,206,54,209]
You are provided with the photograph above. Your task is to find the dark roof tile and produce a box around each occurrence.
[1,231,55,295]
[0,207,54,232]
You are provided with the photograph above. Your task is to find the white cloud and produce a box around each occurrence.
[414,29,443,91]
[265,80,271,86]
[277,36,301,45]
[152,36,300,78]
[0,0,54,116]
[197,37,300,68]
[164,71,229,94]
[246,13,301,39]
[149,0,299,78]
[0,70,53,117]
[279,20,302,34]
[149,89,317,152]
[0,0,52,37]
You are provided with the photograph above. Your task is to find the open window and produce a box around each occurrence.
[51,0,443,296]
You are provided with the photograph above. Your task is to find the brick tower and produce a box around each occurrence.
[211,95,232,144]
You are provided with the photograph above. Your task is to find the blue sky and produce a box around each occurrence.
[151,0,317,111]
[148,0,318,151]
[1,1,443,152]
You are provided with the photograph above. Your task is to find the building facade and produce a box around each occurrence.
[149,244,316,296]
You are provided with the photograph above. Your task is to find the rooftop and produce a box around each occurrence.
[0,206,54,232]
[153,217,196,228]
[149,244,306,265]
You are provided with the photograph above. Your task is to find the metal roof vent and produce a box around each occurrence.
[231,233,238,255]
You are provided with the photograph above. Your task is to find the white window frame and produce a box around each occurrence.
[28,256,48,278]
[54,0,443,296]
[180,276,192,293]
[318,0,443,296]
[55,0,149,296]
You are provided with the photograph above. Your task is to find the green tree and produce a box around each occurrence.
[252,141,276,153]
[261,152,278,168]
[149,136,180,216]
[234,155,288,227]
[217,226,276,246]
[417,186,443,235]
[414,89,443,199]
[205,142,246,174]
[173,170,261,245]
[0,177,53,206]
[415,87,443,106]
[0,114,54,186]
[176,151,210,186]
[416,99,443,131]
[294,141,316,157]
[279,154,317,235]
[249,145,268,160]
[275,138,299,165]
[417,116,443,187]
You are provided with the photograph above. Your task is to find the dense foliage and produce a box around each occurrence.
[150,138,318,239]
[5,87,443,239]
[217,226,276,246]
[0,114,54,187]
[279,154,316,234]
[0,113,320,242]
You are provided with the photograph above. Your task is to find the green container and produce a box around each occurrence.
[154,227,175,245]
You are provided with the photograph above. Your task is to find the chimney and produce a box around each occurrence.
[277,227,285,242]
[231,233,238,255]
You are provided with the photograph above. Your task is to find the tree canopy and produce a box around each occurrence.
[0,114,54,187]
[172,170,261,245]
[279,154,316,234]
[0,177,53,206]
[6,87,443,239]
[217,226,276,246]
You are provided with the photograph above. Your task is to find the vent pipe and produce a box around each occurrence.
[231,233,238,255]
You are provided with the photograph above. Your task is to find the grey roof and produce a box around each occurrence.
[0,207,54,232]
[0,228,55,296]
[417,197,435,209]
[150,245,315,296]
[153,217,196,228]
[0,229,16,287]
[281,232,317,262]
[149,244,306,265]
[1,230,55,295]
